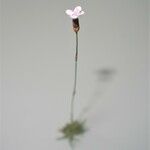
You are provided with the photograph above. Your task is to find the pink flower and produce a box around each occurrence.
[65,6,85,19]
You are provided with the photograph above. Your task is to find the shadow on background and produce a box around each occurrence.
[95,68,116,82]
[78,67,117,120]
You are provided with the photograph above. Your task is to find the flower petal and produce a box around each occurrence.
[74,6,82,13]
[65,6,84,19]
[79,11,85,16]
[71,14,78,19]
[65,9,73,16]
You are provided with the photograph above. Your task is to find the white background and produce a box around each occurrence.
[0,0,149,150]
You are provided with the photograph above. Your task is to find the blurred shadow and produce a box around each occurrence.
[95,68,116,82]
[78,67,117,120]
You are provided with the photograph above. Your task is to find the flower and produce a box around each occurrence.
[66,6,84,32]
[66,6,85,19]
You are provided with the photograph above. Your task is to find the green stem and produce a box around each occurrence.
[70,32,78,122]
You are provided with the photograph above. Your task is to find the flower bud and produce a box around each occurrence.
[72,18,80,33]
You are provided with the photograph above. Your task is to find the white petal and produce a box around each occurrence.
[71,14,78,19]
[65,9,73,16]
[74,6,82,13]
[79,11,85,16]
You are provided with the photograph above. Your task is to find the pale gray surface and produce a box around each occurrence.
[0,0,149,150]
[148,0,150,149]
[0,1,2,149]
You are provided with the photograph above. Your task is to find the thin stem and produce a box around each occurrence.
[70,140,75,150]
[70,32,78,122]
